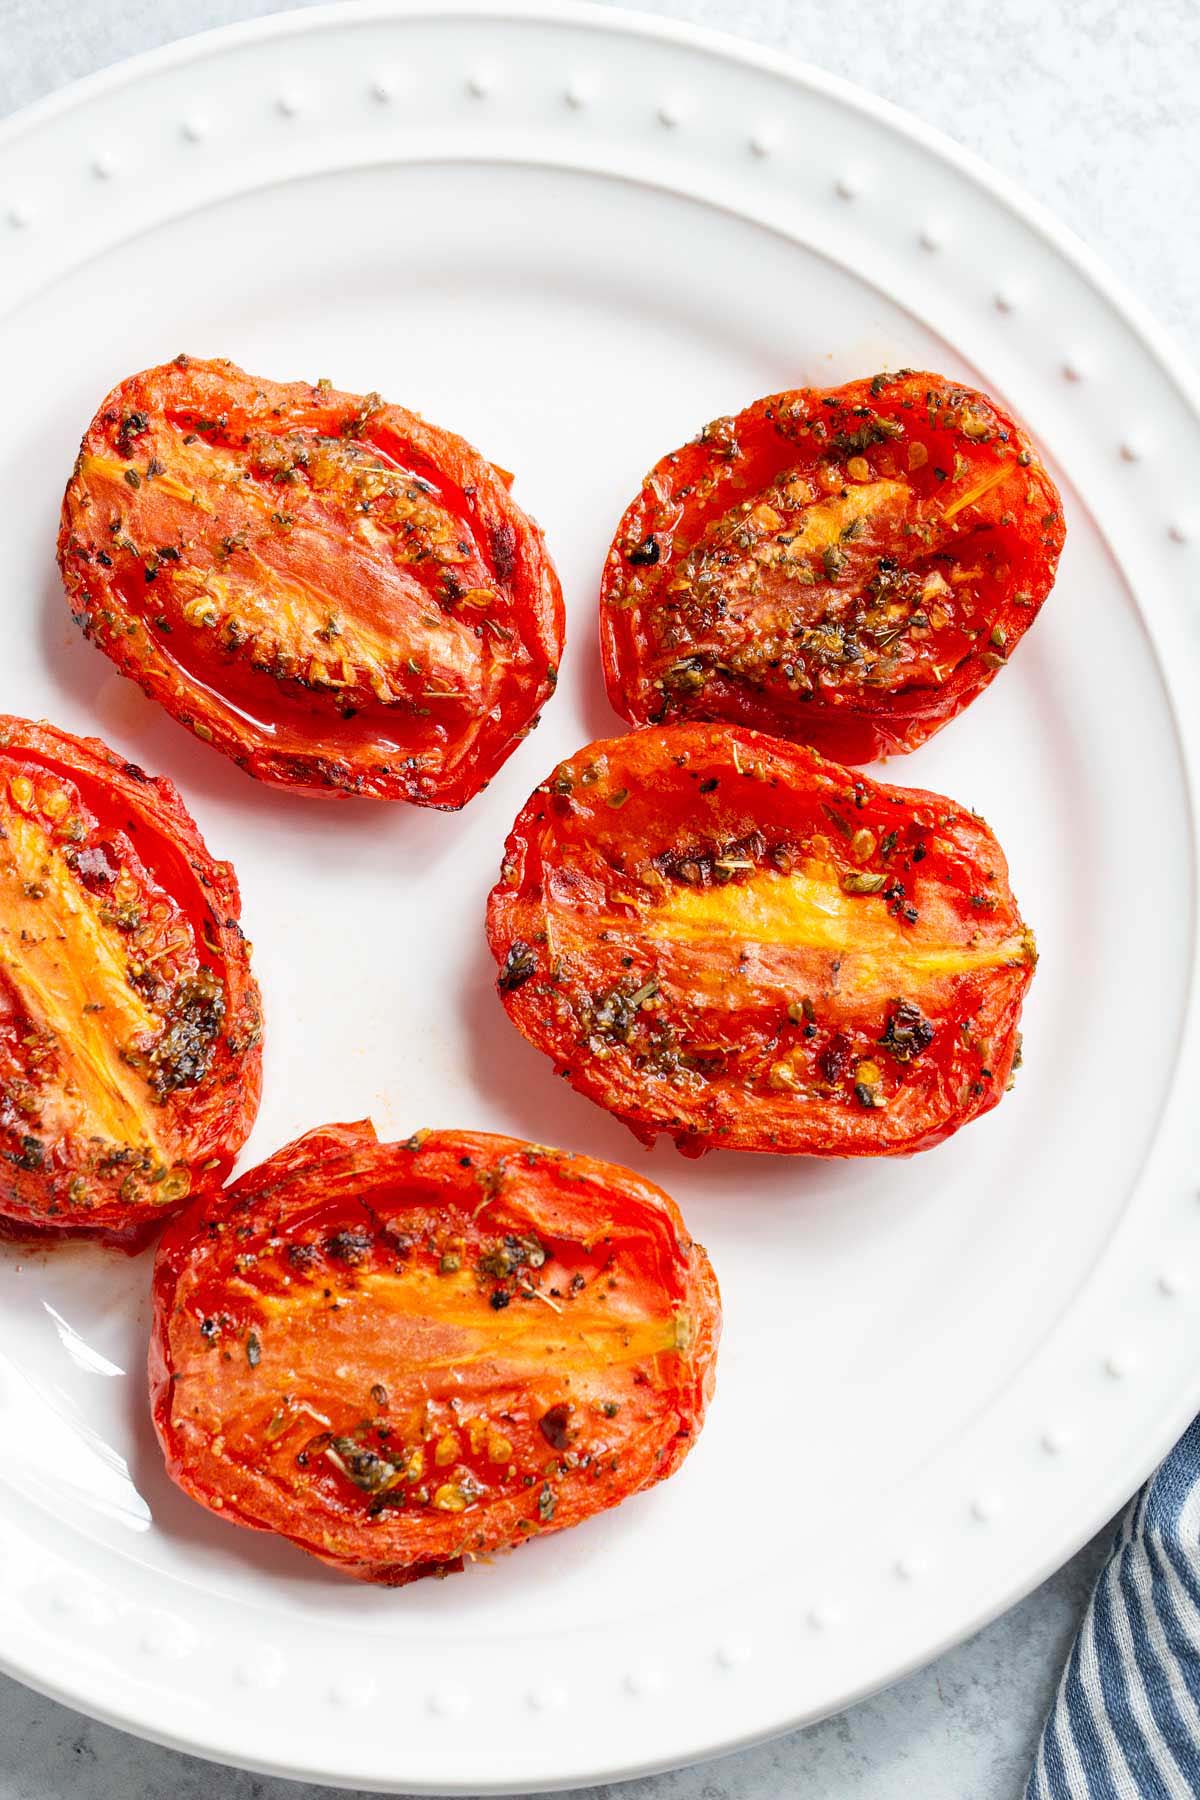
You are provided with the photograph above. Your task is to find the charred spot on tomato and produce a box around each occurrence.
[600,372,1064,763]
[539,1403,574,1450]
[324,1228,374,1265]
[654,829,765,890]
[146,969,226,1097]
[9,1135,45,1172]
[661,654,711,699]
[149,1124,720,1584]
[477,1232,545,1279]
[497,940,538,991]
[583,978,662,1047]
[488,725,1035,1157]
[326,1436,399,1493]
[880,1000,935,1062]
[366,1489,409,1517]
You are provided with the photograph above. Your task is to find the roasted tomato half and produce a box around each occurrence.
[600,371,1065,762]
[59,357,564,807]
[150,1121,719,1585]
[0,718,261,1244]
[487,725,1035,1157]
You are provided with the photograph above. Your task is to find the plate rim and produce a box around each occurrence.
[1,2,1199,1791]
[3,0,1197,410]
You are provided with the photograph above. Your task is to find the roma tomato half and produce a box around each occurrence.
[487,725,1035,1158]
[0,718,261,1244]
[59,357,564,807]
[600,372,1064,762]
[150,1121,720,1585]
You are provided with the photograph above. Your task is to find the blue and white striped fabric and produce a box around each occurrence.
[1027,1416,1200,1798]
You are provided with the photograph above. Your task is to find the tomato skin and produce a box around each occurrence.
[600,372,1064,763]
[0,718,261,1245]
[149,1121,720,1585]
[487,724,1035,1158]
[58,357,564,808]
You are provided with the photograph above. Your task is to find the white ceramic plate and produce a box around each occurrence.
[1,2,1199,1791]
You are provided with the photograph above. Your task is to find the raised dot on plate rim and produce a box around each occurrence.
[466,70,492,98]
[180,116,207,143]
[276,92,301,118]
[427,1687,468,1717]
[748,128,774,157]
[1168,520,1190,543]
[328,1676,377,1709]
[90,152,116,180]
[918,221,943,251]
[1158,1271,1182,1297]
[525,1684,566,1712]
[139,1624,194,1660]
[834,171,861,200]
[715,1640,751,1669]
[564,79,589,109]
[6,205,30,229]
[1042,1429,1064,1455]
[370,77,394,103]
[657,99,682,127]
[233,1650,284,1689]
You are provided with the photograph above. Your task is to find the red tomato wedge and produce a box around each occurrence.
[150,1121,720,1585]
[600,371,1065,763]
[0,718,261,1244]
[58,357,564,807]
[487,724,1035,1158]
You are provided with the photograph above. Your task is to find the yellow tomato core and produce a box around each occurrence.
[0,809,170,1157]
[643,862,1033,991]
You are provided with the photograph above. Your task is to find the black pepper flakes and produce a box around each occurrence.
[498,941,537,991]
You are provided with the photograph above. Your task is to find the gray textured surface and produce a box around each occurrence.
[0,1,1193,1795]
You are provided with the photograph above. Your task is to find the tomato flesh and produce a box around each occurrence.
[487,725,1035,1157]
[149,1122,720,1584]
[0,718,261,1243]
[600,372,1065,762]
[59,357,564,807]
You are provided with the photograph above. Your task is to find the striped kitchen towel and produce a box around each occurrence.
[1028,1415,1200,1798]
